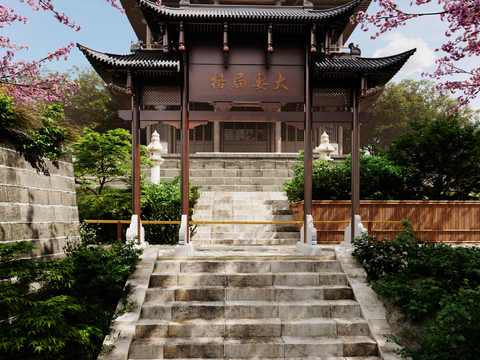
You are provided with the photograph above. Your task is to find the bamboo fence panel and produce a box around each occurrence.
[290,201,480,244]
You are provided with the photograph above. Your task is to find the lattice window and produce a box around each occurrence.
[257,123,267,141]
[281,123,286,141]
[297,127,304,141]
[236,122,245,141]
[224,123,234,141]
[204,122,213,141]
[246,123,255,141]
[141,85,180,105]
[176,128,181,141]
[195,126,203,141]
[325,124,336,142]
[288,125,296,141]
[189,129,194,141]
[312,88,351,107]
[157,123,165,140]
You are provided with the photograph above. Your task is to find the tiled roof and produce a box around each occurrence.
[138,0,362,23]
[77,44,180,72]
[313,49,416,86]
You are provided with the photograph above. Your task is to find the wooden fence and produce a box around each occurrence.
[290,200,480,244]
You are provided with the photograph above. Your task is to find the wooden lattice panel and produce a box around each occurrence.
[141,85,180,105]
[312,88,351,107]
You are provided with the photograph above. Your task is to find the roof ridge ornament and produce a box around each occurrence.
[179,0,190,8]
[348,43,361,57]
[303,0,313,10]
[131,40,143,54]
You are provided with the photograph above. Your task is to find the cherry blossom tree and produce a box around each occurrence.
[0,0,159,107]
[353,0,480,112]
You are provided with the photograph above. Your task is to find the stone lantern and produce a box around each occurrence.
[146,130,166,183]
[314,131,336,161]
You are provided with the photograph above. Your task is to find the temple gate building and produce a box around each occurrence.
[78,0,414,254]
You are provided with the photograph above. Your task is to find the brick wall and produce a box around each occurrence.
[0,139,79,260]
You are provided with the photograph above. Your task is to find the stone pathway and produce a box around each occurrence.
[99,245,403,360]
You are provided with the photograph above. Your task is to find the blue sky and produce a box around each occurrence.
[3,0,479,110]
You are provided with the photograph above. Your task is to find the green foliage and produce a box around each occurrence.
[61,241,143,353]
[49,66,128,133]
[142,177,202,244]
[386,115,480,200]
[0,91,15,127]
[73,127,152,195]
[352,223,480,358]
[0,95,71,163]
[362,78,479,154]
[283,151,409,202]
[283,151,349,203]
[0,241,101,360]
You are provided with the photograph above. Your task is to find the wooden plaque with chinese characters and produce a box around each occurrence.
[189,65,304,102]
[188,33,305,104]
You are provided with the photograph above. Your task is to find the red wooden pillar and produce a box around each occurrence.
[129,71,142,242]
[351,86,360,243]
[304,46,312,243]
[181,53,190,243]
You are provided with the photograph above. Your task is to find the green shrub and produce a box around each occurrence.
[352,223,480,358]
[142,176,202,244]
[283,151,409,203]
[283,151,349,203]
[60,241,143,356]
[0,240,142,360]
[0,241,101,360]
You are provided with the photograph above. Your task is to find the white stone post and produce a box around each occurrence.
[175,214,194,257]
[341,214,367,247]
[296,215,322,256]
[146,130,166,183]
[126,214,148,248]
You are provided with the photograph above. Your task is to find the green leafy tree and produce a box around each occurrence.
[72,127,152,196]
[48,66,128,133]
[362,79,479,154]
[386,115,480,200]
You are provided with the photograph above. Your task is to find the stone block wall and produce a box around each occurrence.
[0,139,79,260]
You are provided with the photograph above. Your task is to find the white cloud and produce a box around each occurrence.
[372,33,436,76]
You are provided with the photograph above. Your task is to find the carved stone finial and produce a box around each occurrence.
[313,131,336,161]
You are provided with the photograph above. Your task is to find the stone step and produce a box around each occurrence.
[192,232,300,240]
[153,260,343,273]
[128,336,377,359]
[140,299,361,320]
[149,274,349,290]
[194,225,298,233]
[134,317,368,340]
[141,301,226,320]
[190,177,288,186]
[193,239,300,245]
[128,337,224,359]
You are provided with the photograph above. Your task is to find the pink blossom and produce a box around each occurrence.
[1,0,164,107]
[352,0,480,111]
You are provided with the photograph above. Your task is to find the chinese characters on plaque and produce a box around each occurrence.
[210,72,289,91]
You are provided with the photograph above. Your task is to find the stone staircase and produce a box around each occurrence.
[128,257,379,359]
[156,153,299,192]
[191,192,300,245]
